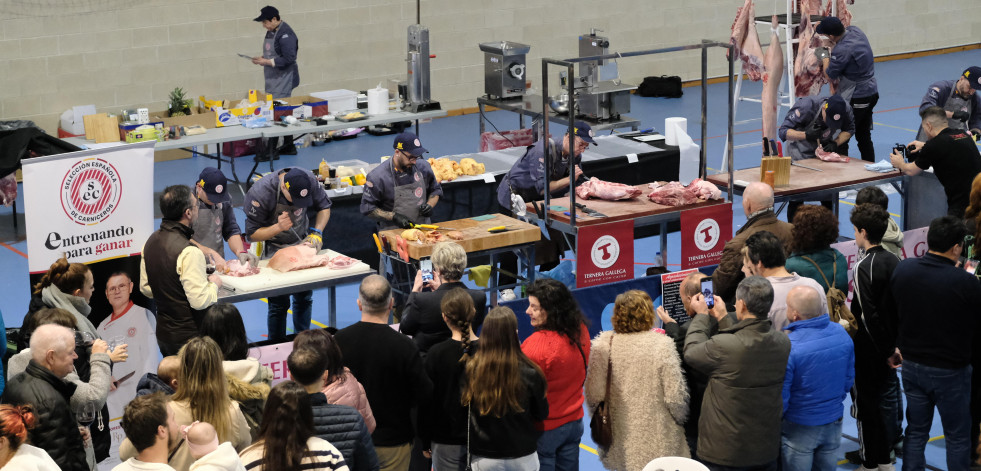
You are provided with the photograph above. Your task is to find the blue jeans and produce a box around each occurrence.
[267,290,312,342]
[537,419,582,471]
[780,417,842,471]
[901,360,972,471]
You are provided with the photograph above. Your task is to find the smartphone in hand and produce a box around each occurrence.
[420,259,434,284]
[701,277,715,309]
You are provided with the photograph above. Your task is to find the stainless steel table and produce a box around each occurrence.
[476,95,641,147]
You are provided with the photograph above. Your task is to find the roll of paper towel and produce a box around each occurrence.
[664,117,688,146]
[367,87,388,115]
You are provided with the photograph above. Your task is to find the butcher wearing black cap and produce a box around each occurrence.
[190,167,257,272]
[252,5,300,155]
[816,16,878,162]
[917,66,981,141]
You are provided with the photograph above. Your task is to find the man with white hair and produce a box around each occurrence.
[712,182,794,306]
[2,324,88,471]
[780,286,855,471]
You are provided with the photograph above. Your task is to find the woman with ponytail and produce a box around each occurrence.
[419,288,480,470]
[0,404,60,471]
[400,242,487,354]
[462,307,548,470]
[20,257,98,350]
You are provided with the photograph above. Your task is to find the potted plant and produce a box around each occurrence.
[168,87,194,117]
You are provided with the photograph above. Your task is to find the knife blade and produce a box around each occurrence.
[791,161,823,172]
[413,224,459,231]
[573,202,608,218]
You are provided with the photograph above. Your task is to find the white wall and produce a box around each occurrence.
[1,0,978,133]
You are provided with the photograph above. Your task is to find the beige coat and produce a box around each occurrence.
[585,330,690,471]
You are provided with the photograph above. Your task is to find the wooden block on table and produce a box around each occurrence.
[760,156,791,187]
[378,214,540,260]
[82,113,121,144]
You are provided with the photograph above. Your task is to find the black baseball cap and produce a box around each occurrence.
[197,167,230,204]
[823,95,848,132]
[283,168,313,208]
[573,120,597,145]
[254,6,279,22]
[393,132,428,157]
[815,17,845,36]
[963,66,981,89]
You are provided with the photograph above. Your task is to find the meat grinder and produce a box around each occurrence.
[479,41,532,99]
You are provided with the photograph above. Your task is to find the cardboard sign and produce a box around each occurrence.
[576,219,634,288]
[680,203,733,269]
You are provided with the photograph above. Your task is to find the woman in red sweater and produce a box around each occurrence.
[521,279,590,471]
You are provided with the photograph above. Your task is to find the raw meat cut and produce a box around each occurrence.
[422,231,446,244]
[793,1,829,97]
[267,245,330,272]
[222,260,260,277]
[762,15,784,142]
[815,146,849,162]
[575,177,643,201]
[0,173,16,206]
[797,0,822,14]
[446,231,464,240]
[729,0,765,81]
[647,178,722,207]
[822,0,851,28]
[326,255,358,270]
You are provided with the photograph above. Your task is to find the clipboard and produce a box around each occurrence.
[237,53,254,60]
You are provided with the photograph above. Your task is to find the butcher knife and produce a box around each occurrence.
[791,161,824,172]
[412,223,459,231]
[573,202,608,218]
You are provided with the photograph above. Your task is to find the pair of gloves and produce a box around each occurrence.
[236,251,259,267]
[393,204,433,229]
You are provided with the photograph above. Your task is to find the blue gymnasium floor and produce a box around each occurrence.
[3,48,980,469]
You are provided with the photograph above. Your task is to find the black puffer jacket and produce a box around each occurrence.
[310,392,379,471]
[2,360,88,471]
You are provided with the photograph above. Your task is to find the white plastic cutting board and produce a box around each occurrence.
[218,249,372,293]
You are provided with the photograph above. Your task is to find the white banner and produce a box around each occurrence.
[22,142,154,272]
[248,341,294,387]
[830,226,928,303]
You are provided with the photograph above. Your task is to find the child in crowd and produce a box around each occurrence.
[184,421,245,471]
[136,356,180,396]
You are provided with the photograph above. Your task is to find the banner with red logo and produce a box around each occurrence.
[22,142,154,273]
[830,225,928,303]
[680,203,733,269]
[576,220,634,288]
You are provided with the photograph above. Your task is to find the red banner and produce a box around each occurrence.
[576,220,634,288]
[680,203,733,269]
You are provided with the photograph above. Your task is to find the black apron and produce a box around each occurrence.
[916,87,972,141]
[378,158,430,231]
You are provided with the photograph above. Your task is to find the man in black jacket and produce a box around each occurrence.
[892,216,981,470]
[288,345,378,471]
[2,324,88,471]
[849,204,902,471]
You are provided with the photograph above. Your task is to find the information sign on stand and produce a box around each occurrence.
[659,269,700,324]
[680,203,732,269]
[576,220,634,288]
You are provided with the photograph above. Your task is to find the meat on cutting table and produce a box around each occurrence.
[267,245,330,272]
[729,0,765,81]
[575,177,643,201]
[222,260,261,277]
[326,255,358,270]
[647,178,722,207]
[815,146,849,162]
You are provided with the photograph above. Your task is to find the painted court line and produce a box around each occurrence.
[0,241,27,259]
[257,297,327,332]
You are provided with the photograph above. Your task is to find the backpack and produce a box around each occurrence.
[801,255,858,336]
[637,75,683,98]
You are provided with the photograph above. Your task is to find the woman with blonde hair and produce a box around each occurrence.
[462,307,548,470]
[120,336,251,471]
[585,290,690,470]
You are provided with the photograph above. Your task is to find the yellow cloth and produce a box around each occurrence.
[468,265,492,288]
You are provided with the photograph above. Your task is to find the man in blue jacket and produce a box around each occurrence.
[253,5,300,155]
[781,285,855,471]
[916,66,981,141]
[817,16,877,162]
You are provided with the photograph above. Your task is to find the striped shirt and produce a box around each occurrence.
[239,437,349,471]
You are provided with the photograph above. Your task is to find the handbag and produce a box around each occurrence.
[589,334,614,449]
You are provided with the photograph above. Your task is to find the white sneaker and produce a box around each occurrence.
[499,289,516,301]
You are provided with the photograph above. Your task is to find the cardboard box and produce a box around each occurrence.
[147,107,216,129]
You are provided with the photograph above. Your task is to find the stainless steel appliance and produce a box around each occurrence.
[406,25,440,112]
[479,41,531,99]
[572,29,636,120]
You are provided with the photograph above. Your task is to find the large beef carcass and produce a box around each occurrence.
[822,0,852,28]
[793,1,829,97]
[575,177,643,201]
[267,245,330,272]
[0,173,16,206]
[762,15,784,142]
[729,0,765,81]
[797,0,823,14]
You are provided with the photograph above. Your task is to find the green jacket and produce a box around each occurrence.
[786,248,849,293]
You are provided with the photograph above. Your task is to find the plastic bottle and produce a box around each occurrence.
[654,251,664,268]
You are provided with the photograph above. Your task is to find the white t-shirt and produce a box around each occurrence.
[0,444,60,471]
[112,458,177,471]
[98,302,160,419]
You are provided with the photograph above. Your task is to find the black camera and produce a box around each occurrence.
[893,143,909,161]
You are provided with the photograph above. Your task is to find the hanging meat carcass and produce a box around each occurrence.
[822,0,852,28]
[793,1,829,97]
[762,15,784,142]
[729,0,765,81]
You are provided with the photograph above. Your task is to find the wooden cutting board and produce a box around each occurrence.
[218,249,372,293]
[82,113,120,143]
[378,213,540,260]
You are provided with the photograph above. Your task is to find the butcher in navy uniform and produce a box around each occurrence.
[244,167,331,341]
[496,120,595,215]
[361,132,442,230]
[817,16,878,162]
[917,66,981,141]
[190,167,257,272]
